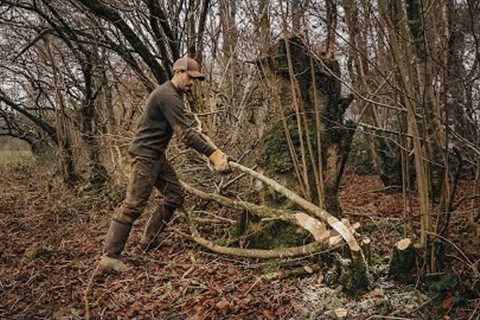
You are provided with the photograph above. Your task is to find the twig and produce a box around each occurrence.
[425,231,478,277]
[83,262,101,320]
[411,294,440,314]
[467,299,480,320]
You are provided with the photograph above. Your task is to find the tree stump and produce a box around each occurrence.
[388,238,416,282]
[337,248,370,293]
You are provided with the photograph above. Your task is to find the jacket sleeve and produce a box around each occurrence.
[162,95,216,157]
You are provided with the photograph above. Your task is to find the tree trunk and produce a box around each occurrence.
[259,37,354,218]
[43,35,79,187]
[80,53,109,190]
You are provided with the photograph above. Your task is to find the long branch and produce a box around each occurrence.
[181,181,327,241]
[229,161,362,252]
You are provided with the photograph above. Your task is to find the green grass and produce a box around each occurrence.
[0,151,34,165]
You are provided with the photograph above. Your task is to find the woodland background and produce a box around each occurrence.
[0,0,479,319]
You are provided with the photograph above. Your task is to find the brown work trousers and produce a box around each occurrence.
[113,155,184,224]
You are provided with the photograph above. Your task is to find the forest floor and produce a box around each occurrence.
[0,161,479,320]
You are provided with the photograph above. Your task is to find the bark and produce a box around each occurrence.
[379,0,431,248]
[291,0,304,32]
[79,52,108,190]
[325,0,337,55]
[43,35,79,186]
[405,0,446,200]
[219,0,238,62]
[257,0,271,54]
[195,0,211,62]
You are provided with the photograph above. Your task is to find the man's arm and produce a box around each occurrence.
[162,95,230,172]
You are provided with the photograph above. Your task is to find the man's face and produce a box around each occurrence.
[176,71,194,93]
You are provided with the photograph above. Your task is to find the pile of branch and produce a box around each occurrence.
[181,162,364,260]
[181,161,370,290]
[181,180,360,258]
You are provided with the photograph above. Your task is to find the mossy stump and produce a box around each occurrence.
[337,249,370,294]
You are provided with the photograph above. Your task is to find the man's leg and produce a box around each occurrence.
[100,157,160,271]
[142,157,184,251]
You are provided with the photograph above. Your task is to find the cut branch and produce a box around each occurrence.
[181,181,327,241]
[229,161,363,253]
[188,232,339,258]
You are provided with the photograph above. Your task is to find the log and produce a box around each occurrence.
[388,238,416,281]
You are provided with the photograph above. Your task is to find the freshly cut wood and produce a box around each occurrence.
[333,308,348,320]
[328,222,361,246]
[388,238,416,281]
[293,212,327,241]
[229,162,363,254]
[361,237,372,265]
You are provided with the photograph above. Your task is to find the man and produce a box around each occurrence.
[99,57,229,272]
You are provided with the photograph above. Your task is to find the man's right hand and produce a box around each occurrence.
[208,149,230,173]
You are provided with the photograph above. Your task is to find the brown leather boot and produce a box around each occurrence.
[99,220,132,272]
[141,204,175,252]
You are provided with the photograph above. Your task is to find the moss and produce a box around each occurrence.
[338,254,371,295]
[260,122,294,175]
[217,222,249,247]
[260,117,319,177]
[246,220,310,250]
[218,219,310,250]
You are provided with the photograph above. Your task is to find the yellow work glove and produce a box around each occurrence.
[208,149,230,173]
